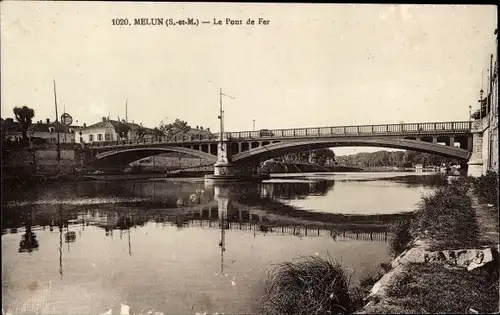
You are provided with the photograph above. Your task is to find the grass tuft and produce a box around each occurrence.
[259,254,355,315]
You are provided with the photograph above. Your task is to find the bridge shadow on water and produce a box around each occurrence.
[0,175,432,255]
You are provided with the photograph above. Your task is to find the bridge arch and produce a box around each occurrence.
[231,138,470,164]
[88,146,218,168]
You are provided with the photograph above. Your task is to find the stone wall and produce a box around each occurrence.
[2,147,82,175]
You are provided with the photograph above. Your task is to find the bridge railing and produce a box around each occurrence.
[226,121,472,140]
[86,133,219,148]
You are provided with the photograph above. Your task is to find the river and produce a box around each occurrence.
[1,172,447,315]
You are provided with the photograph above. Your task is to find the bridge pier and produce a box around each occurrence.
[205,142,270,182]
[467,121,486,177]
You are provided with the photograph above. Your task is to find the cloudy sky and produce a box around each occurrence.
[1,3,497,155]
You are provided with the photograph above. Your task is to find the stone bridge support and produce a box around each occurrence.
[467,122,486,177]
[206,142,266,181]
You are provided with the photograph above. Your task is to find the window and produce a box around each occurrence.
[48,127,55,133]
[98,134,102,141]
[80,137,84,143]
[71,139,75,143]
[105,134,112,141]
[89,134,94,141]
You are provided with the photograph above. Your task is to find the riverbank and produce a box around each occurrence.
[258,173,499,314]
[356,173,499,314]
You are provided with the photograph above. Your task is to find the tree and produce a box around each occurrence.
[135,126,148,139]
[13,106,35,145]
[152,127,164,141]
[159,118,191,139]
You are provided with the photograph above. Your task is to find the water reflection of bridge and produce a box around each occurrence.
[183,219,390,242]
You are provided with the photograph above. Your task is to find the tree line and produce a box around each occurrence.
[334,150,460,168]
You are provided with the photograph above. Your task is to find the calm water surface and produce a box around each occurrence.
[2,172,447,314]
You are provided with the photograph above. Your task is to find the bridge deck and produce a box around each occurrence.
[86,121,472,149]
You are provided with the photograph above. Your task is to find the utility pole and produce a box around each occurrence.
[218,89,235,146]
[219,88,223,146]
[253,119,255,131]
[53,79,61,165]
[125,98,128,123]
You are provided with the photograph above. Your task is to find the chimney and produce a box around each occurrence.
[200,126,203,130]
[83,123,87,128]
[207,127,210,132]
[196,125,199,129]
[46,118,50,124]
[102,117,107,122]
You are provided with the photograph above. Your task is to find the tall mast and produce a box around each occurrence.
[219,88,223,145]
[53,79,60,162]
[125,98,128,123]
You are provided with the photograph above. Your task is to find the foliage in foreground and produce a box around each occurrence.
[472,171,499,208]
[408,177,480,250]
[259,255,357,315]
[366,262,499,314]
[388,219,413,257]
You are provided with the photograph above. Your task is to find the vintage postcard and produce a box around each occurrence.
[1,2,498,315]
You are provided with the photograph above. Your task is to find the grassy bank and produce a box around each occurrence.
[365,263,499,314]
[367,173,499,314]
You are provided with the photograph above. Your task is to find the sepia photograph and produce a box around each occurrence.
[1,2,499,314]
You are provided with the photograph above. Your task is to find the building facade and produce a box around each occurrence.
[487,35,498,173]
[75,117,156,143]
[28,119,79,144]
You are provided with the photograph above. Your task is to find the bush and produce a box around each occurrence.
[260,255,354,315]
[472,171,499,207]
[388,219,413,257]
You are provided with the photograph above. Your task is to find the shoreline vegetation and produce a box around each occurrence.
[259,172,500,314]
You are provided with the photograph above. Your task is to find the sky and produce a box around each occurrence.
[1,3,497,155]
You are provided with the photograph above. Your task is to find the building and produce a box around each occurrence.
[189,126,212,137]
[74,117,157,143]
[1,118,22,142]
[487,30,499,173]
[2,117,78,144]
[28,119,80,144]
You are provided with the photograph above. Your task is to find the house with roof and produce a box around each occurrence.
[1,118,23,142]
[2,117,78,145]
[28,118,80,144]
[74,117,157,143]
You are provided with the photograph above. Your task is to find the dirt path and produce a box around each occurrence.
[469,191,499,247]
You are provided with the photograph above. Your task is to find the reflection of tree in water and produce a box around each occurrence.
[262,180,333,200]
[18,225,39,253]
[229,180,334,204]
[388,174,448,188]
